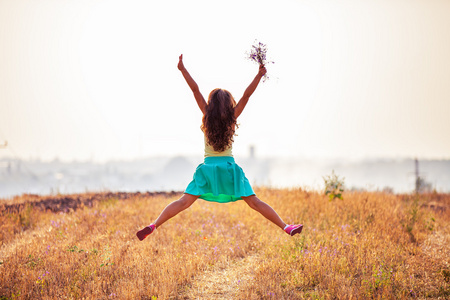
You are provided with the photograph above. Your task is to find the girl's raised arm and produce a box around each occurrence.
[178,54,207,115]
[234,64,267,119]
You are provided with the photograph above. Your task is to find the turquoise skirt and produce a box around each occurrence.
[184,156,255,203]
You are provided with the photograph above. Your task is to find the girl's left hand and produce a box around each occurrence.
[178,54,185,71]
[258,64,267,77]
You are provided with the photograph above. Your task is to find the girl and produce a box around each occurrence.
[137,55,303,241]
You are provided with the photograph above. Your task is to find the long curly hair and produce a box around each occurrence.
[201,88,237,152]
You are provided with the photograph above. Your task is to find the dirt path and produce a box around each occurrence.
[181,254,259,299]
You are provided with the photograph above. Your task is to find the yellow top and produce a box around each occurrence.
[204,137,233,157]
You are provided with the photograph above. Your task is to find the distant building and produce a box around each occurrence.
[415,158,432,193]
[249,145,255,159]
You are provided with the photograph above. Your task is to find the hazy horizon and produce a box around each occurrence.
[2,154,449,199]
[0,152,448,164]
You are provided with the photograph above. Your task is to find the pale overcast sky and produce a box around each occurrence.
[1,0,449,162]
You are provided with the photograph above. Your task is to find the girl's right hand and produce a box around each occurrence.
[178,54,185,71]
[258,64,267,77]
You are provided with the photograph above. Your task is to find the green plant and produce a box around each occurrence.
[323,170,345,201]
[25,254,41,269]
[66,245,84,253]
[404,195,420,243]
[19,204,33,229]
[100,246,114,267]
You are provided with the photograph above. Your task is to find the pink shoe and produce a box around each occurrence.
[284,224,303,236]
[136,224,156,241]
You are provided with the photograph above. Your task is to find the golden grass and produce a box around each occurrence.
[1,188,449,299]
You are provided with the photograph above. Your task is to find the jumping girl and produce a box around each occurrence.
[136,55,303,241]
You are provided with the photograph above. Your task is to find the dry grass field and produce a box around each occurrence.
[1,188,449,299]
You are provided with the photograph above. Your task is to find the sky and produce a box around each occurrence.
[1,0,449,162]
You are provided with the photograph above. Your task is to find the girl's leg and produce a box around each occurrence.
[242,195,287,229]
[154,193,199,228]
[137,193,199,240]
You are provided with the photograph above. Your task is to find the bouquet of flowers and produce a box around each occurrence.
[246,40,274,82]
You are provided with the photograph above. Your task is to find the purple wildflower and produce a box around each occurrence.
[246,40,274,82]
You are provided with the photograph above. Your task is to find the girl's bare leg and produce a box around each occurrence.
[242,195,287,229]
[154,193,199,228]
